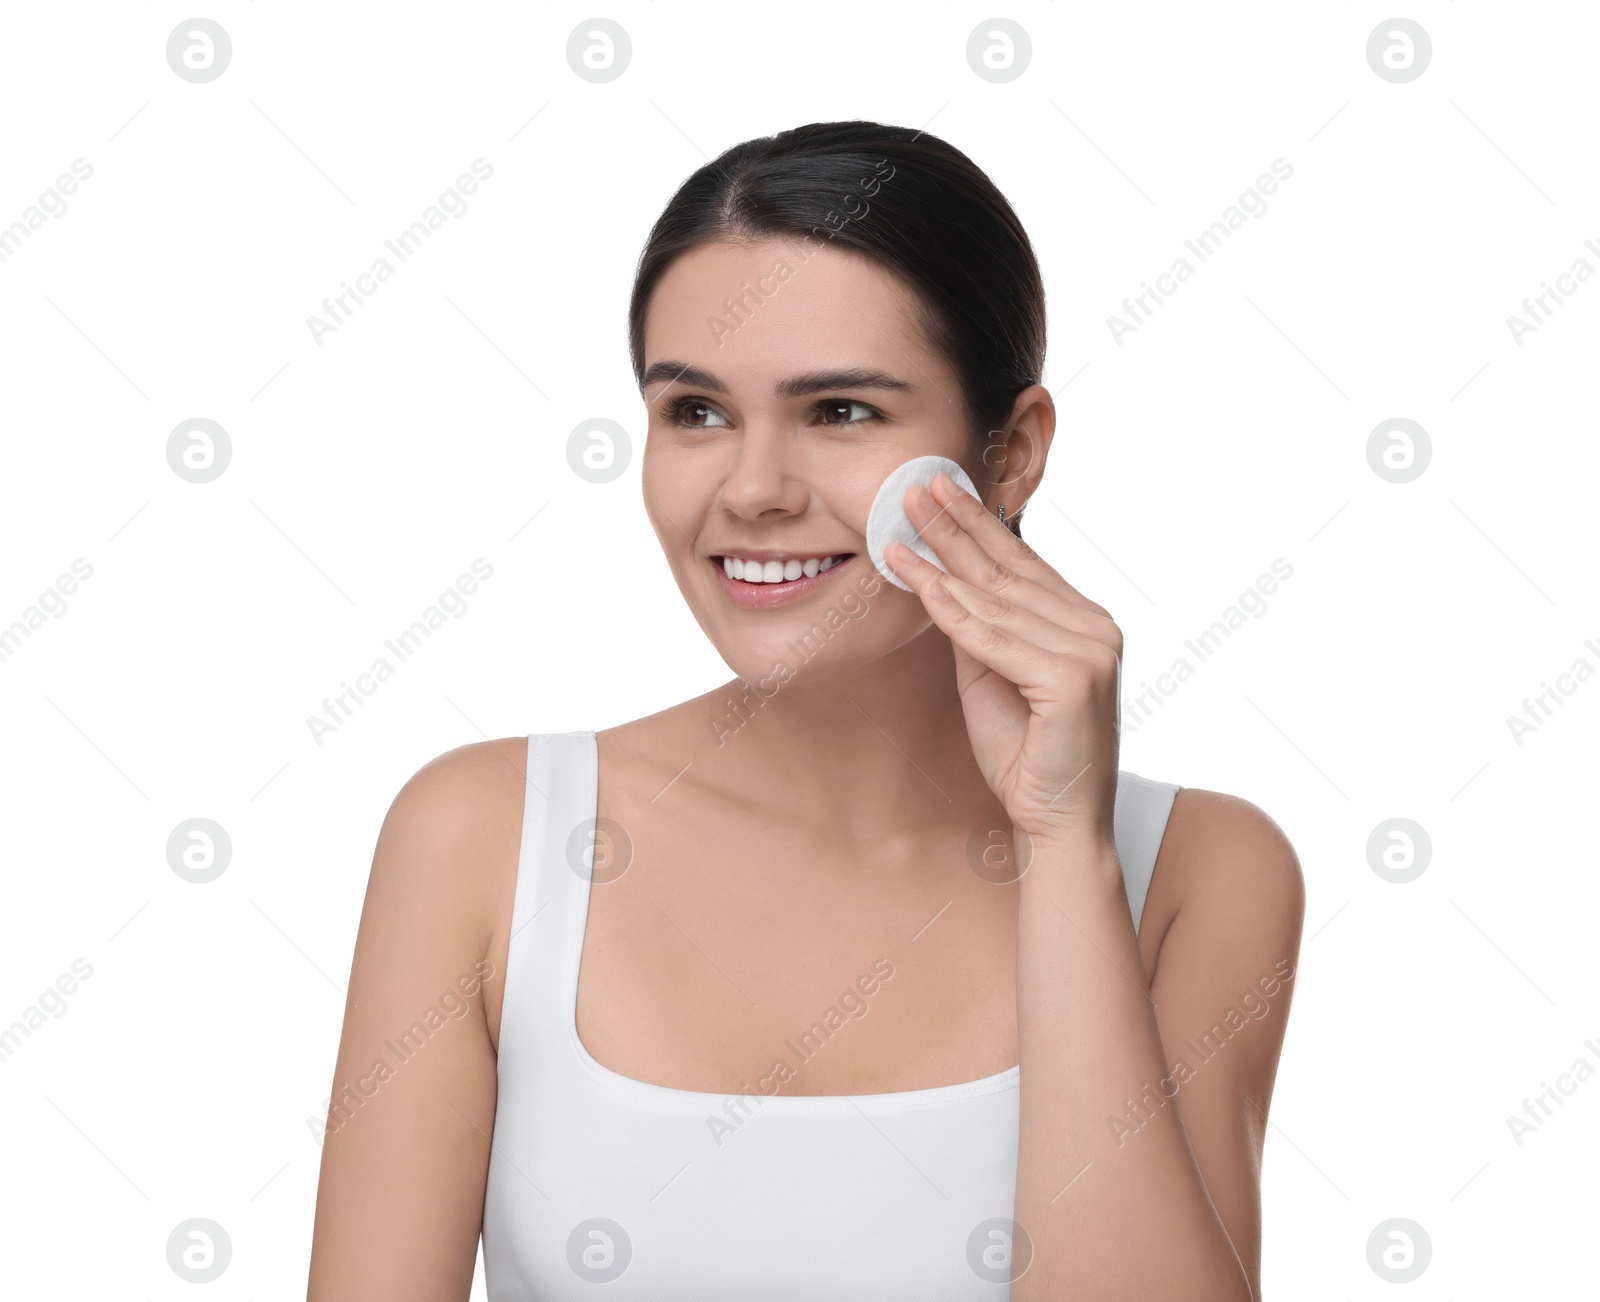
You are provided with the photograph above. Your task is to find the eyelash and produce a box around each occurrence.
[661,397,882,431]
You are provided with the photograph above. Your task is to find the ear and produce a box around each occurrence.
[979,383,1055,517]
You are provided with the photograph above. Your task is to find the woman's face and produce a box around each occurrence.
[639,237,998,687]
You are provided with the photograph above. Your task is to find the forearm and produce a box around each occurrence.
[1010,837,1249,1302]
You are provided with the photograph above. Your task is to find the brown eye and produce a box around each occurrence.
[817,399,876,427]
[667,399,728,429]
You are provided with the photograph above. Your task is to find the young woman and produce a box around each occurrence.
[307,120,1304,1301]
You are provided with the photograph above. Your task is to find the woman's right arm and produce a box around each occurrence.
[305,738,527,1301]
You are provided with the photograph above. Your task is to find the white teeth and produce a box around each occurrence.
[721,555,846,584]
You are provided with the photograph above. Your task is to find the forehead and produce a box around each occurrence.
[642,239,945,390]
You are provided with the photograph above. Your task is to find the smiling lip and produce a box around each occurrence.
[709,553,857,609]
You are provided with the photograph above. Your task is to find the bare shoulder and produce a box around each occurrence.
[374,737,529,916]
[1163,788,1302,900]
[374,736,530,1044]
[1141,786,1305,979]
[381,735,529,844]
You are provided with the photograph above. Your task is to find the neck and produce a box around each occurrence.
[688,624,1001,842]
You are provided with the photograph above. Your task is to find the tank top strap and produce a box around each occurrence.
[496,730,598,1078]
[1112,771,1181,933]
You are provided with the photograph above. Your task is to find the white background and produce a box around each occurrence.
[1,2,1596,1297]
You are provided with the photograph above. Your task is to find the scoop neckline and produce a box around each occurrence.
[562,729,1022,1114]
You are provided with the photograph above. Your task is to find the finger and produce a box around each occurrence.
[893,496,1110,650]
[892,548,1120,707]
[904,480,1059,617]
[924,472,1114,620]
[905,478,1118,646]
[886,540,1103,658]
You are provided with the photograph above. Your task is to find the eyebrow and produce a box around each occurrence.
[640,361,915,401]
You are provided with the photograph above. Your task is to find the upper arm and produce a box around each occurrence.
[306,737,527,1302]
[1147,788,1306,1301]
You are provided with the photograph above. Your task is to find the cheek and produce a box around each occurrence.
[639,437,695,517]
[639,445,721,573]
[825,458,910,540]
[642,428,721,493]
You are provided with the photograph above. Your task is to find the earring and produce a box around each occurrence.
[997,502,1021,535]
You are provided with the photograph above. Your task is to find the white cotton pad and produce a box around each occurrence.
[866,455,983,592]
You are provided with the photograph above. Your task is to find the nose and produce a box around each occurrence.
[714,418,811,523]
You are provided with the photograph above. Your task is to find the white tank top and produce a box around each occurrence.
[482,730,1180,1299]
